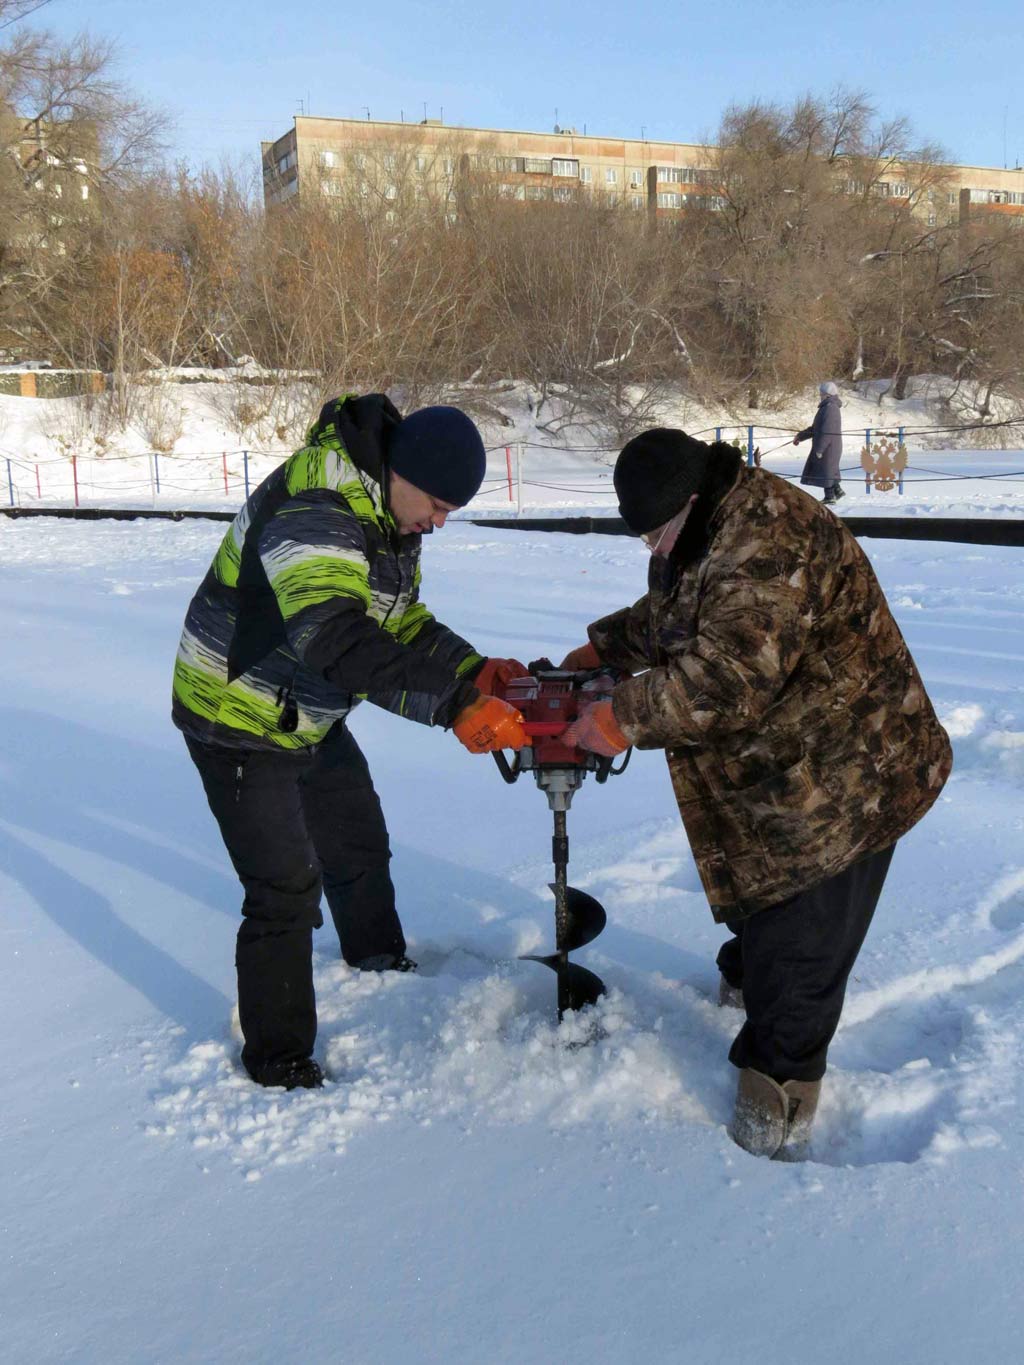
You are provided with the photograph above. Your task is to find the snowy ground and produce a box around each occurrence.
[2,501,1023,1362]
[2,375,1023,520]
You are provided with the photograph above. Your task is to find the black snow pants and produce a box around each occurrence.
[716,844,895,1083]
[185,723,404,1078]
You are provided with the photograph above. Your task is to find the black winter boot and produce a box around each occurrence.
[717,974,745,1009]
[354,953,418,972]
[252,1057,324,1090]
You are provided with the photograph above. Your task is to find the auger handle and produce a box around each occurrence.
[491,749,521,783]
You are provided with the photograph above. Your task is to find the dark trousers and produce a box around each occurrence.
[716,844,894,1083]
[185,724,404,1077]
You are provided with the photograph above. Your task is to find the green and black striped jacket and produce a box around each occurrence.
[172,394,482,751]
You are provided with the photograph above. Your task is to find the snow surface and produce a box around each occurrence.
[2,376,1023,520]
[3,485,1023,1363]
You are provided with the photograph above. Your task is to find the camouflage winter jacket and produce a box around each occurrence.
[589,451,952,919]
[172,394,482,751]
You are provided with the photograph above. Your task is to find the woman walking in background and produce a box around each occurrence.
[795,382,844,506]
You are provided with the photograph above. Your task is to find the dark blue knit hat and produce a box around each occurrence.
[387,406,486,507]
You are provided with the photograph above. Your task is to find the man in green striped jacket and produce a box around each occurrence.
[173,394,527,1090]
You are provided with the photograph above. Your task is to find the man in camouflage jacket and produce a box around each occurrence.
[173,394,527,1090]
[562,429,952,1157]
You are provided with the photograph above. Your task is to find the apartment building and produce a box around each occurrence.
[261,114,1024,225]
[18,115,95,207]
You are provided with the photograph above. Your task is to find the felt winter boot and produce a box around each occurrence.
[730,1067,821,1159]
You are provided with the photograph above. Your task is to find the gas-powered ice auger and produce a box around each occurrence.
[492,664,631,1019]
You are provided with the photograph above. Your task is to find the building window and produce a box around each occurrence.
[496,156,524,173]
[892,182,909,198]
[552,158,579,177]
[385,184,397,200]
[927,213,937,226]
[320,150,336,169]
[605,168,618,185]
[554,185,573,202]
[630,193,645,210]
[383,153,396,171]
[53,182,62,197]
[442,158,454,174]
[385,210,397,224]
[630,169,643,187]
[580,165,592,184]
[499,182,526,200]
[416,155,428,172]
[524,157,551,174]
[80,184,89,201]
[657,192,682,209]
[276,150,296,175]
[354,153,367,170]
[526,184,550,200]
[322,181,342,197]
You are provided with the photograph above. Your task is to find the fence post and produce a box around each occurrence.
[72,454,79,508]
[222,452,229,496]
[747,426,755,467]
[898,426,905,495]
[864,428,871,494]
[505,445,513,502]
[715,426,722,443]
[516,443,524,516]
[243,450,250,499]
[153,452,161,495]
[6,458,13,507]
[35,464,40,500]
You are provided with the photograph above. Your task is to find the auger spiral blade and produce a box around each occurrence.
[559,886,606,951]
[520,875,607,1019]
[519,955,606,1013]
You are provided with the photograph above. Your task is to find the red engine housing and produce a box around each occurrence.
[497,668,617,768]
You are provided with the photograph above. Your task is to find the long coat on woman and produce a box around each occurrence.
[797,392,843,489]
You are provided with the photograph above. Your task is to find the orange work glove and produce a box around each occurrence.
[562,700,629,757]
[473,657,530,695]
[558,641,602,671]
[453,694,527,754]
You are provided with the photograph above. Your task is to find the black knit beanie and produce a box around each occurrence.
[387,406,486,507]
[614,428,713,533]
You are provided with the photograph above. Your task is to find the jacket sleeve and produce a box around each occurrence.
[610,548,812,749]
[586,594,652,672]
[794,424,813,443]
[260,491,472,726]
[362,564,484,725]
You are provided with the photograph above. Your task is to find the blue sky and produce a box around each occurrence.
[33,0,1024,173]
